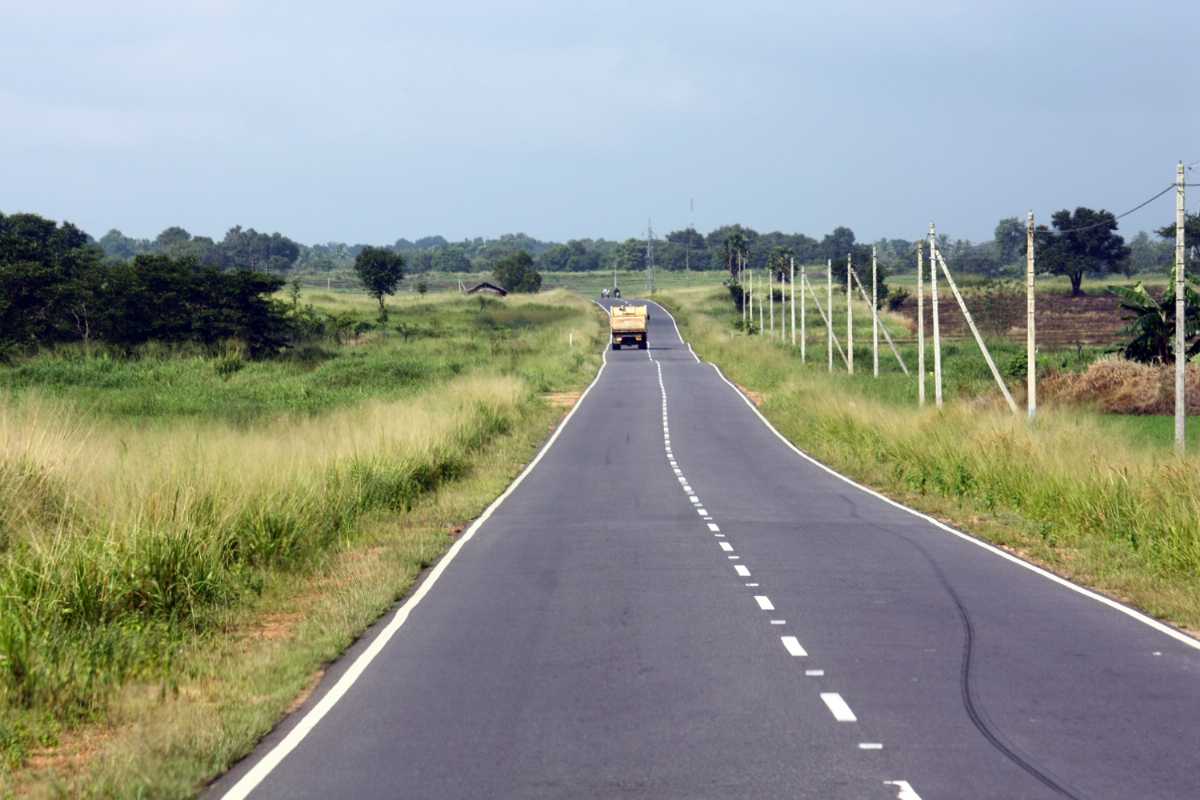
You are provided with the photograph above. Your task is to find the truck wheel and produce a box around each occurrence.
[638,340,647,350]
[611,343,620,350]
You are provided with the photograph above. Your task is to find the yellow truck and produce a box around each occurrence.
[610,303,648,350]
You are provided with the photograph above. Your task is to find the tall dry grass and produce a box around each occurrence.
[0,374,526,719]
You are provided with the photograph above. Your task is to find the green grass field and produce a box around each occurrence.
[657,286,1200,636]
[0,290,605,796]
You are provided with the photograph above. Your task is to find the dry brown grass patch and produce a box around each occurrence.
[540,391,580,409]
[1042,357,1200,414]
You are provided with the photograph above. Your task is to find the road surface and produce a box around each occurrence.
[212,299,1200,800]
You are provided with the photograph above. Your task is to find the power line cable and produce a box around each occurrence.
[1037,183,1175,235]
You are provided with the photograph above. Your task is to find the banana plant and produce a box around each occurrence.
[1108,277,1200,364]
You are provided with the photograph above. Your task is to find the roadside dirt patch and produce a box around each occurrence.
[286,668,327,714]
[25,726,118,779]
[253,612,303,642]
[736,383,765,407]
[540,392,580,409]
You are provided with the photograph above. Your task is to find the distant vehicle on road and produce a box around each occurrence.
[612,287,621,298]
[610,303,647,350]
[600,288,609,298]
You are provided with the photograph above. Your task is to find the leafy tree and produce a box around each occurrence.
[354,246,406,318]
[220,226,301,271]
[0,213,102,344]
[820,226,857,263]
[98,228,151,260]
[537,240,602,272]
[155,226,192,251]
[1036,208,1130,296]
[431,246,472,273]
[1156,212,1200,245]
[715,227,749,276]
[1128,231,1173,275]
[993,217,1025,265]
[1109,279,1200,364]
[493,250,542,293]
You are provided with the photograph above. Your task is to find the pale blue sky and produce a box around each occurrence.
[1,1,1196,245]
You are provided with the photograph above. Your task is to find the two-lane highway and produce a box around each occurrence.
[213,298,1200,799]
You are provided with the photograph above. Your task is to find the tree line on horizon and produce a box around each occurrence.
[25,204,1200,297]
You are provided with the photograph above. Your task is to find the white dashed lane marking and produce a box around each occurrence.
[820,693,857,722]
[884,780,923,800]
[781,636,808,657]
[650,330,914,788]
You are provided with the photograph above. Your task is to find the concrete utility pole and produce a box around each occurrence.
[872,245,879,377]
[759,265,765,335]
[917,242,926,406]
[1026,211,1037,421]
[748,265,753,334]
[937,250,1019,414]
[790,257,797,347]
[846,253,854,374]
[930,224,943,408]
[1175,161,1187,455]
[827,259,834,372]
[741,259,747,329]
[769,265,775,339]
[800,264,808,361]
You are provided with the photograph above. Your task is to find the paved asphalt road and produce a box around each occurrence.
[212,299,1200,800]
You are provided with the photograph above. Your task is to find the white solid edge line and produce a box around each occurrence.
[707,361,1200,653]
[220,339,613,800]
[820,692,857,722]
[641,299,699,363]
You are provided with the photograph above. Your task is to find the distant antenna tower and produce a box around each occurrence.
[645,218,656,294]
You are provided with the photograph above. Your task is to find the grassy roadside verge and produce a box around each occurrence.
[659,286,1200,634]
[0,291,605,797]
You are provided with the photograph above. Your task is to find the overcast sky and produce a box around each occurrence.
[1,1,1197,246]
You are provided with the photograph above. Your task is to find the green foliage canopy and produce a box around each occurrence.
[354,246,406,316]
[493,250,542,293]
[1036,207,1130,296]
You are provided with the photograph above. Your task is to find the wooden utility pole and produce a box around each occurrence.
[1026,211,1037,421]
[871,245,879,377]
[846,253,854,374]
[917,242,925,406]
[929,224,943,408]
[826,259,834,372]
[1175,161,1187,455]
